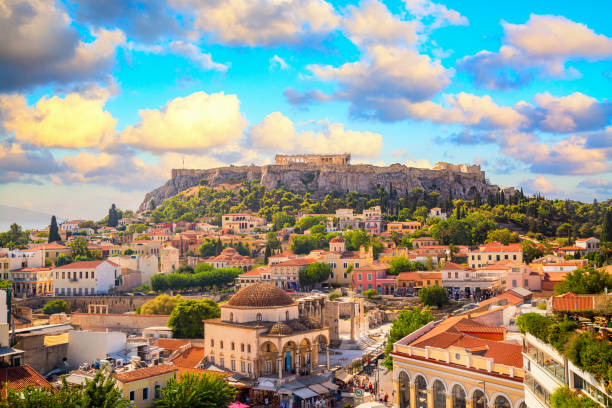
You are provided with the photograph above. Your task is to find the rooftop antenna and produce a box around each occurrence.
[182,157,185,169]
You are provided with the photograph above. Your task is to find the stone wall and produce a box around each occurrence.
[70,313,170,335]
[14,329,70,374]
[15,295,155,314]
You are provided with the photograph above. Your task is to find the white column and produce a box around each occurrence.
[278,358,283,379]
[326,346,330,370]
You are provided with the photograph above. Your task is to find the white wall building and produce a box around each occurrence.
[53,260,120,296]
[0,248,44,271]
[67,330,126,368]
[108,254,159,285]
[575,237,600,253]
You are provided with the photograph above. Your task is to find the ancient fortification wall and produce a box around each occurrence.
[139,160,498,212]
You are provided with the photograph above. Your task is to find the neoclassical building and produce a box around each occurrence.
[391,316,525,408]
[204,283,330,380]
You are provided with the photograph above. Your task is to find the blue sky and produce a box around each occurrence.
[1,0,611,220]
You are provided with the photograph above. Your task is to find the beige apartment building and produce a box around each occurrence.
[468,242,523,269]
[222,213,265,234]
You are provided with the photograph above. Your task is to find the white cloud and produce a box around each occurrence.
[171,0,340,46]
[521,176,559,194]
[169,41,228,71]
[270,55,289,70]
[460,14,612,89]
[120,91,248,153]
[403,0,468,28]
[247,112,383,157]
[0,86,117,149]
[0,0,125,90]
[342,0,418,47]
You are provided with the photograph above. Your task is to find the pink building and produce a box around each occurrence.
[505,264,541,292]
[353,263,395,295]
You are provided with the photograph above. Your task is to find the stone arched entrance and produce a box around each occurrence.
[472,390,487,408]
[398,372,410,408]
[494,396,511,408]
[281,341,298,375]
[260,341,279,377]
[414,375,427,408]
[451,385,466,408]
[432,380,446,408]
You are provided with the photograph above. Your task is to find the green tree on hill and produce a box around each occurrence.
[298,262,332,287]
[382,308,434,369]
[48,215,61,243]
[419,285,449,308]
[168,299,220,338]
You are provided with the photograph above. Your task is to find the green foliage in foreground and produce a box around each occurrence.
[150,267,241,291]
[167,298,220,338]
[42,299,70,315]
[383,308,434,369]
[550,386,599,408]
[154,372,236,408]
[553,267,612,295]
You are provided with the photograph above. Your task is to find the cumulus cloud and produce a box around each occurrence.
[521,176,560,195]
[306,45,452,119]
[247,112,383,157]
[170,0,340,46]
[403,0,468,29]
[459,14,612,89]
[0,0,125,91]
[577,178,612,195]
[283,88,332,108]
[70,0,183,43]
[0,86,117,149]
[169,41,228,71]
[120,91,248,153]
[270,55,289,70]
[342,0,418,47]
[0,140,63,183]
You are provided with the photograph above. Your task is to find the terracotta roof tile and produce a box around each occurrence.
[0,365,52,396]
[154,339,190,351]
[552,292,595,311]
[171,347,205,368]
[115,364,177,383]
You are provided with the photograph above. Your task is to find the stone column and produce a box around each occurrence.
[466,400,473,408]
[409,385,416,408]
[446,394,452,408]
[427,389,433,408]
[311,342,318,370]
[392,376,400,408]
[278,358,282,379]
[325,347,330,370]
[296,351,301,372]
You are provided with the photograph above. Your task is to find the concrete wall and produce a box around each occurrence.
[14,332,68,374]
[68,330,126,368]
[15,295,154,313]
[70,313,170,335]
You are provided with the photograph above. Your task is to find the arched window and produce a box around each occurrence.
[473,390,486,408]
[241,343,245,352]
[266,344,271,352]
[433,380,446,408]
[452,385,466,408]
[398,372,410,408]
[229,312,233,322]
[247,344,251,353]
[210,339,214,347]
[257,313,263,321]
[518,403,526,408]
[154,383,161,399]
[415,376,427,408]
[286,311,289,321]
[494,396,511,408]
[231,342,235,350]
[220,341,224,349]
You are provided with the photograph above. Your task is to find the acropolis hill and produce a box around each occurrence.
[138,154,500,212]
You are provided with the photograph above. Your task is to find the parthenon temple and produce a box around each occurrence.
[275,153,351,166]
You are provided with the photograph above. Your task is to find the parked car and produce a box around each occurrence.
[285,289,297,293]
[310,289,322,293]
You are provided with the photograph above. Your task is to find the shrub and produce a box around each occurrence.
[516,313,553,341]
[362,289,378,299]
[537,301,547,310]
[550,386,599,408]
[42,299,70,315]
[329,291,342,301]
[418,286,449,308]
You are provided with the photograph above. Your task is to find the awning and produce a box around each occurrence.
[253,380,277,391]
[308,384,330,395]
[335,370,353,383]
[321,381,338,391]
[294,388,318,399]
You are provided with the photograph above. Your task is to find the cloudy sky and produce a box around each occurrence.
[1,0,611,220]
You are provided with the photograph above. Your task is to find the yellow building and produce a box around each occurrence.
[128,240,162,257]
[387,222,423,234]
[10,266,54,297]
[27,242,72,264]
[310,238,374,286]
[391,316,526,408]
[115,364,178,407]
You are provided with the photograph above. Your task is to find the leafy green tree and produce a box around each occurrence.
[81,370,130,407]
[42,299,70,315]
[0,223,30,249]
[382,308,434,369]
[601,209,612,243]
[298,262,332,287]
[48,215,61,243]
[516,313,553,341]
[550,386,598,408]
[272,212,295,231]
[389,256,413,275]
[138,294,182,315]
[485,228,519,245]
[123,248,134,256]
[329,291,342,301]
[154,372,236,408]
[554,267,612,295]
[521,240,543,263]
[55,254,72,266]
[362,289,378,298]
[198,239,217,257]
[418,285,449,308]
[291,235,317,254]
[344,229,369,251]
[168,299,220,338]
[69,237,91,259]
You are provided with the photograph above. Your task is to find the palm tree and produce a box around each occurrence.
[154,372,236,408]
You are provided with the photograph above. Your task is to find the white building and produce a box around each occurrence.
[60,220,85,232]
[108,254,159,285]
[428,207,447,220]
[575,237,600,253]
[53,260,120,296]
[523,332,611,407]
[67,330,126,369]
[0,248,44,271]
[160,246,179,274]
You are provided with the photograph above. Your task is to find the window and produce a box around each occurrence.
[154,384,161,399]
[355,262,360,268]
[367,273,372,281]
[241,361,246,372]
[257,313,263,321]
[512,280,517,287]
[220,341,224,349]
[220,357,225,368]
[143,387,149,400]
[247,344,251,353]
[62,272,65,279]
[265,361,271,373]
[129,391,135,401]
[79,271,83,279]
[513,255,517,260]
[248,363,252,373]
[524,279,529,287]
[231,342,235,350]
[85,288,88,295]
[91,271,94,279]
[286,311,289,321]
[447,272,451,278]
[455,272,458,278]
[211,339,214,347]
[344,272,348,279]
[241,343,244,352]
[504,255,508,260]
[231,360,236,371]
[55,272,59,279]
[210,356,215,364]
[343,262,348,268]
[358,274,362,280]
[229,312,233,322]
[85,271,88,279]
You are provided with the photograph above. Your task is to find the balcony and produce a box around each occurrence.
[524,373,551,407]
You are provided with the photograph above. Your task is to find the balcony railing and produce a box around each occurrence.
[525,373,551,407]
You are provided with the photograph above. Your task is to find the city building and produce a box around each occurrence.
[575,237,600,253]
[204,247,256,272]
[441,262,504,298]
[237,266,270,288]
[353,263,395,294]
[468,242,523,269]
[53,260,120,296]
[386,221,423,235]
[269,258,315,289]
[391,316,526,408]
[222,213,265,234]
[9,266,53,297]
[129,240,162,257]
[160,245,179,274]
[27,242,71,264]
[395,272,442,295]
[310,238,374,286]
[412,237,440,249]
[203,283,330,379]
[428,207,447,220]
[108,254,159,286]
[115,364,178,408]
[363,206,383,235]
[0,248,44,271]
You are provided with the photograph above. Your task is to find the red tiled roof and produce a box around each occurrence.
[28,242,69,250]
[0,365,52,396]
[273,258,316,267]
[552,292,595,311]
[171,347,205,368]
[478,292,524,307]
[558,246,584,251]
[12,266,51,272]
[329,237,345,243]
[478,242,522,253]
[575,237,597,242]
[55,260,119,269]
[240,266,267,277]
[115,364,177,383]
[440,262,465,270]
[154,339,190,351]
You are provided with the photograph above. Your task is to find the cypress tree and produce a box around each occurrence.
[48,215,61,243]
[601,210,612,243]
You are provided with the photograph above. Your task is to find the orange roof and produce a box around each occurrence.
[115,364,177,383]
[28,242,69,250]
[329,237,345,243]
[270,251,296,258]
[478,292,524,307]
[171,347,205,368]
[240,266,267,277]
[12,266,52,272]
[0,365,52,397]
[576,237,597,242]
[274,258,316,267]
[478,242,522,253]
[154,339,190,351]
[55,260,119,269]
[440,262,465,271]
[558,246,584,251]
[543,262,580,267]
[552,292,595,311]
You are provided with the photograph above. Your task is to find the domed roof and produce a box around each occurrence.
[330,237,345,243]
[268,322,293,335]
[227,283,295,308]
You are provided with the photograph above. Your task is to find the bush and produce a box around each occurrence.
[418,286,448,308]
[167,299,220,338]
[299,262,332,287]
[550,386,599,408]
[516,313,553,341]
[382,308,434,369]
[138,294,182,315]
[328,291,342,301]
[362,289,378,299]
[537,301,547,310]
[42,299,70,315]
[565,332,612,389]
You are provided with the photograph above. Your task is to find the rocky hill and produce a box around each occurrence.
[138,162,501,212]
